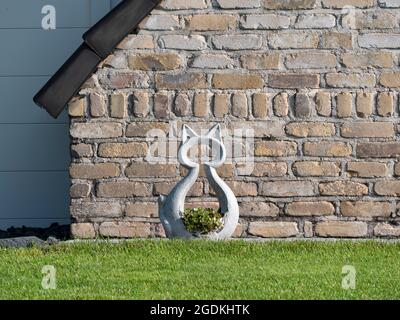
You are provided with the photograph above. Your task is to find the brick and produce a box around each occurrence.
[159,35,207,50]
[294,93,311,118]
[379,0,400,7]
[70,163,120,179]
[126,163,176,178]
[315,221,368,237]
[128,53,182,71]
[154,92,171,118]
[181,164,234,178]
[356,92,373,118]
[212,74,264,89]
[377,92,394,117]
[191,54,234,69]
[327,73,376,88]
[70,184,91,198]
[125,202,158,218]
[217,0,261,8]
[341,122,393,138]
[359,34,400,49]
[343,52,394,69]
[375,181,400,196]
[239,202,279,217]
[99,72,150,89]
[293,161,340,177]
[374,223,400,237]
[99,222,152,238]
[133,91,150,118]
[102,53,127,69]
[126,122,169,137]
[269,74,319,89]
[269,32,319,49]
[264,0,317,9]
[247,162,287,177]
[140,15,181,30]
[286,122,335,137]
[194,92,211,117]
[97,182,152,198]
[240,14,290,29]
[155,181,203,197]
[71,144,93,158]
[341,201,393,217]
[161,0,208,10]
[347,162,388,178]
[232,92,248,118]
[273,93,289,116]
[322,0,374,8]
[70,202,122,218]
[174,93,192,117]
[304,141,352,157]
[243,121,285,138]
[71,223,96,239]
[90,93,106,117]
[213,94,230,117]
[110,94,126,118]
[357,142,400,158]
[187,14,236,31]
[68,96,86,117]
[336,93,353,118]
[98,142,147,158]
[185,201,219,210]
[286,201,335,216]
[248,222,299,238]
[241,53,280,70]
[315,92,332,116]
[252,93,269,118]
[286,52,336,69]
[212,35,262,50]
[321,32,353,49]
[343,12,396,29]
[227,181,258,196]
[156,73,207,90]
[319,181,368,196]
[255,141,297,157]
[304,221,314,238]
[117,35,154,49]
[380,72,400,88]
[395,162,400,176]
[261,181,315,197]
[295,14,336,29]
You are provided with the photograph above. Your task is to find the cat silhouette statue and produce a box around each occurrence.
[158,124,239,240]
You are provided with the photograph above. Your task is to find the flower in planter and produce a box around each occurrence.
[183,208,223,235]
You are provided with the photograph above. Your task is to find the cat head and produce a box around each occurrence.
[178,124,226,169]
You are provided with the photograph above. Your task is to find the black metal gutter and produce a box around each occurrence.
[33,0,161,119]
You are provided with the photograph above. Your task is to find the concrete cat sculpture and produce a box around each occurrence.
[159,124,239,240]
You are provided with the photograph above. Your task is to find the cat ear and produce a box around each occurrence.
[206,124,223,142]
[182,124,198,143]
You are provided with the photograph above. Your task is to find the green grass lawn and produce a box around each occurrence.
[0,240,399,300]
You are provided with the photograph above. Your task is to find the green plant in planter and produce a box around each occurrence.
[183,208,223,234]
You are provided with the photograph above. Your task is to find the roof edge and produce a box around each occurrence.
[33,0,161,119]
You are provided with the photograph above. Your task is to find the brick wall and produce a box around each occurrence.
[69,0,400,239]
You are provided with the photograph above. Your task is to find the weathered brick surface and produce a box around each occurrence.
[341,201,393,217]
[70,163,120,179]
[286,201,335,216]
[315,221,368,238]
[293,161,340,177]
[71,223,96,239]
[68,0,400,239]
[319,181,368,196]
[248,222,299,238]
